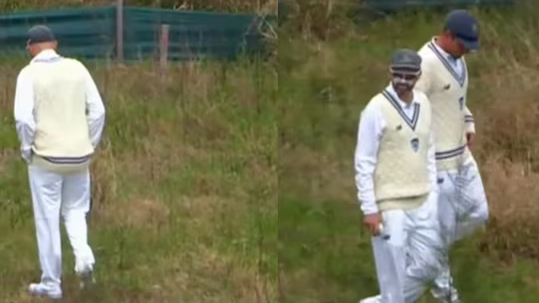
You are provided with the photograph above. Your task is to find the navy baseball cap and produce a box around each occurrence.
[27,25,56,45]
[444,10,480,51]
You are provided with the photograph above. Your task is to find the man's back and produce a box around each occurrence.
[25,56,94,158]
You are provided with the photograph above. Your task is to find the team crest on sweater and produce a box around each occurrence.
[410,138,419,152]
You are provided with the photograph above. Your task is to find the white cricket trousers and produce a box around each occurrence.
[432,155,489,299]
[28,164,96,288]
[369,192,445,303]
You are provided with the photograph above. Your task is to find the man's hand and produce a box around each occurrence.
[21,147,32,164]
[363,213,382,236]
[466,132,475,148]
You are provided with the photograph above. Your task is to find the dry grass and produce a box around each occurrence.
[471,77,539,262]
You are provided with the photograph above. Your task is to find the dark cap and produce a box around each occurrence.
[389,48,422,75]
[444,9,479,51]
[27,25,56,45]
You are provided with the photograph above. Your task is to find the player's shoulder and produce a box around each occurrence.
[413,90,431,107]
[365,90,388,108]
[62,57,85,67]
[361,91,387,115]
[61,57,92,73]
[417,41,438,62]
[417,46,439,79]
[16,63,34,80]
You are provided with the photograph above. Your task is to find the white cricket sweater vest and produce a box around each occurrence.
[372,90,432,212]
[418,41,470,171]
[26,56,94,162]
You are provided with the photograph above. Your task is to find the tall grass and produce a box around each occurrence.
[0,2,277,303]
[0,57,277,302]
[279,2,539,303]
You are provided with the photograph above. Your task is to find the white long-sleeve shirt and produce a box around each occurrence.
[13,49,105,163]
[354,84,438,215]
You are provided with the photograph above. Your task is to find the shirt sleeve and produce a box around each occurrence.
[81,64,106,149]
[464,106,475,134]
[13,67,35,163]
[354,103,385,215]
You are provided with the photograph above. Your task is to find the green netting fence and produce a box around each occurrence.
[0,5,274,61]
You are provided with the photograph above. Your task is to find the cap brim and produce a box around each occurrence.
[389,65,421,75]
[27,38,56,45]
[458,38,479,51]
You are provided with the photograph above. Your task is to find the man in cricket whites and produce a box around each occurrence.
[414,9,489,303]
[355,49,445,303]
[13,25,105,300]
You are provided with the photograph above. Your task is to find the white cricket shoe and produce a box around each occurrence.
[431,287,461,303]
[28,283,62,300]
[359,295,381,303]
[77,263,96,290]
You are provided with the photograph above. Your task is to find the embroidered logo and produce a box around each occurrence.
[396,125,402,131]
[443,84,451,90]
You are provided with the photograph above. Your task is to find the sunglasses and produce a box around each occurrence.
[391,73,418,81]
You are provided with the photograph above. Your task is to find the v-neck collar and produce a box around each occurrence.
[427,38,467,87]
[382,86,421,131]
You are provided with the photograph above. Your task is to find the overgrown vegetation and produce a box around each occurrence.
[0,2,277,303]
[279,1,539,303]
[0,58,277,303]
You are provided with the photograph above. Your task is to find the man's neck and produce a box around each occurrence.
[33,48,56,58]
[434,36,447,52]
[434,36,459,60]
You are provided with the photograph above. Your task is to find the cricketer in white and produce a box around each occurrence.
[13,25,105,300]
[356,49,445,303]
[415,10,489,303]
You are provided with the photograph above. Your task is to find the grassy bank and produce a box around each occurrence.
[279,3,539,303]
[0,58,277,303]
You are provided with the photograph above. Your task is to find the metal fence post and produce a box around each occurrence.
[159,24,170,76]
[116,0,124,62]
